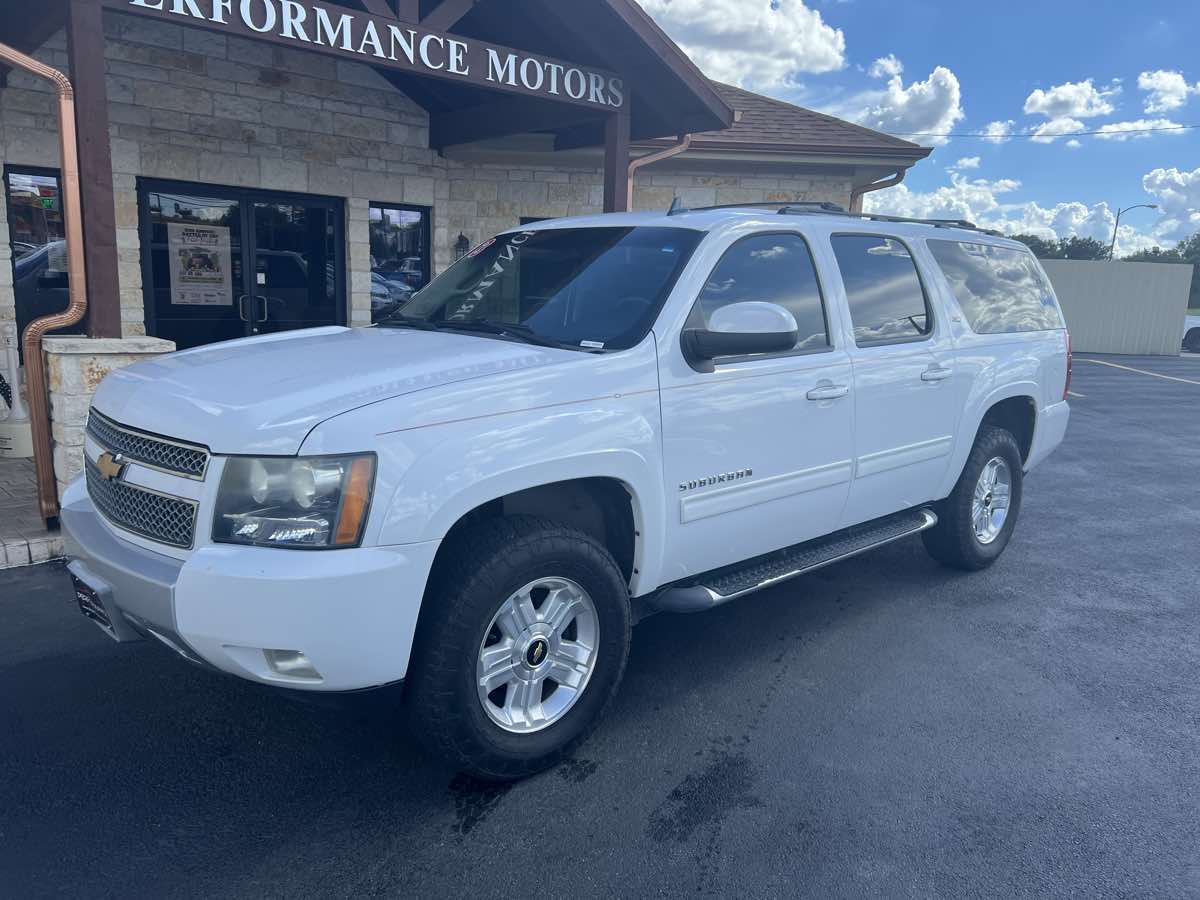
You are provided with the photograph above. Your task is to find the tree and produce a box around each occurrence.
[1123,246,1182,262]
[1008,233,1060,259]
[1056,236,1110,260]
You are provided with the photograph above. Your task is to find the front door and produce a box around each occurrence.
[140,182,344,350]
[658,231,855,581]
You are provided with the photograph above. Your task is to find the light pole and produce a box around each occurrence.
[1108,204,1158,260]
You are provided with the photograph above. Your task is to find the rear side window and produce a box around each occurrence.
[831,235,932,345]
[693,233,829,353]
[928,240,1065,333]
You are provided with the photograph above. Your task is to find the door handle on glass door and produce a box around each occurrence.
[806,382,849,401]
[237,294,252,322]
[921,365,952,383]
[253,296,270,322]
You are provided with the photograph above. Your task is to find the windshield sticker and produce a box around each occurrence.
[466,238,495,258]
[448,231,538,321]
[580,340,605,349]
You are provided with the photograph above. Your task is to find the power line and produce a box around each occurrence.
[888,123,1200,139]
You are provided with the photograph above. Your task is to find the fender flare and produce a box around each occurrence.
[938,379,1039,498]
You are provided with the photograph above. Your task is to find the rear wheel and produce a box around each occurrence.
[923,425,1024,570]
[406,516,631,780]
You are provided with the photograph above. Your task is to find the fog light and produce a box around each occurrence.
[264,649,322,681]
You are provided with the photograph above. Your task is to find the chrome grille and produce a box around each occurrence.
[86,410,209,480]
[86,458,198,549]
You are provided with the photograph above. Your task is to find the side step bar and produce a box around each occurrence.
[650,508,938,613]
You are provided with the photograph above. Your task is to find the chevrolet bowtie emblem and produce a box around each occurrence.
[95,451,126,482]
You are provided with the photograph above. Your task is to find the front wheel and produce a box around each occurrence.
[923,425,1024,570]
[405,516,631,780]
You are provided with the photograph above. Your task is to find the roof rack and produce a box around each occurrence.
[666,199,1004,236]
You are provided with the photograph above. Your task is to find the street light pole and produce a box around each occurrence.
[1108,204,1159,260]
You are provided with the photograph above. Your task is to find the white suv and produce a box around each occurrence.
[64,204,1071,779]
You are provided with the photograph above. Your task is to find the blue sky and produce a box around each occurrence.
[638,0,1200,253]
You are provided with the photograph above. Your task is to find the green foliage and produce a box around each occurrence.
[1009,233,1109,260]
[1008,233,1060,258]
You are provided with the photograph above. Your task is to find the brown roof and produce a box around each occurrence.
[652,82,931,162]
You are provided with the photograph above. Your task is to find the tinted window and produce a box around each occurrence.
[693,233,828,353]
[928,240,1064,333]
[831,235,931,345]
[370,204,430,323]
[394,227,703,351]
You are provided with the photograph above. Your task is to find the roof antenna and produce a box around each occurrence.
[667,196,686,216]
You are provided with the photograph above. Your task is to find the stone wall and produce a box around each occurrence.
[43,335,175,499]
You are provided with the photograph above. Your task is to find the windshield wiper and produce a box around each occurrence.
[435,320,590,352]
[377,313,441,332]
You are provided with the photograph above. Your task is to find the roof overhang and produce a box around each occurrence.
[0,0,733,147]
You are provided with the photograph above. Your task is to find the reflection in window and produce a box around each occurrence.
[928,240,1064,333]
[5,169,83,358]
[370,204,430,323]
[832,235,931,345]
[694,233,829,353]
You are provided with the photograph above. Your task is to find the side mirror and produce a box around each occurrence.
[681,301,799,372]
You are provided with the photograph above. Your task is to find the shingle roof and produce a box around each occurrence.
[656,82,931,161]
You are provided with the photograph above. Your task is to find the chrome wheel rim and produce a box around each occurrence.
[476,577,599,734]
[972,456,1012,545]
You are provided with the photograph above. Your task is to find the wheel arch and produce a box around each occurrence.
[938,381,1039,498]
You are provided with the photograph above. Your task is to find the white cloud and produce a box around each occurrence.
[869,54,903,79]
[1024,79,1119,119]
[863,169,1195,255]
[1065,139,1082,149]
[1143,166,1200,240]
[1138,70,1199,113]
[980,120,1014,144]
[1093,118,1185,141]
[852,65,965,145]
[636,0,846,88]
[1031,117,1085,143]
[948,156,981,171]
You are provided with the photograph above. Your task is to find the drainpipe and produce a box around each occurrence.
[627,134,692,210]
[0,42,89,525]
[850,169,906,214]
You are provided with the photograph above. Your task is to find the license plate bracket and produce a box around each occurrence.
[71,572,118,641]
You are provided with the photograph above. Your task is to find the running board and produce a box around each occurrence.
[650,508,938,613]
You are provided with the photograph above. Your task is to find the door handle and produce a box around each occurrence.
[807,382,849,401]
[253,295,270,322]
[921,365,953,383]
[236,294,251,322]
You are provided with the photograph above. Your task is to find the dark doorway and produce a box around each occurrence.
[139,181,345,350]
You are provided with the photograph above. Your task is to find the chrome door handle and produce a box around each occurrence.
[237,294,251,322]
[253,296,269,323]
[807,383,849,401]
[921,365,952,382]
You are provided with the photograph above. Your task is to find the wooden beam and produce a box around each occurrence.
[420,0,479,33]
[100,0,623,115]
[358,0,396,17]
[66,0,122,338]
[603,108,631,213]
[432,97,605,149]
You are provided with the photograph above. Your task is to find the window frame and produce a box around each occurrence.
[829,231,937,349]
[687,229,835,366]
[368,200,432,292]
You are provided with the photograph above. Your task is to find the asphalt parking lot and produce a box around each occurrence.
[2,354,1198,898]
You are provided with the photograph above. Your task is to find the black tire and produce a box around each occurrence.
[1183,327,1200,353]
[405,515,631,781]
[922,425,1024,571]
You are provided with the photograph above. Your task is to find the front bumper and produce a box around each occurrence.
[61,480,441,691]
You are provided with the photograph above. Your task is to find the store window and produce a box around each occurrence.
[369,203,431,323]
[4,167,84,357]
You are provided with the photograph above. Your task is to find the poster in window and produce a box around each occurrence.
[168,223,233,306]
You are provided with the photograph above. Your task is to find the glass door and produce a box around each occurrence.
[141,181,345,350]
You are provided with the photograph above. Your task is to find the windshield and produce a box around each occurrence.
[385,226,703,351]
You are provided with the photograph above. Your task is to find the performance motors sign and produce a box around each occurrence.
[118,0,626,110]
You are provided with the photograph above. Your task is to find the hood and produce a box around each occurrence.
[91,327,574,455]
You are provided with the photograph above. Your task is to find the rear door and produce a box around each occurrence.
[829,233,960,527]
[658,230,855,580]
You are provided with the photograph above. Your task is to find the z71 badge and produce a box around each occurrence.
[679,468,752,492]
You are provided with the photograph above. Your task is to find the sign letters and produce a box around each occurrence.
[123,0,626,110]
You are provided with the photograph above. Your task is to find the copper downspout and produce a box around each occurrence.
[627,134,692,210]
[0,42,89,525]
[850,170,906,213]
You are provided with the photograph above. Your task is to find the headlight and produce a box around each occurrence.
[213,455,376,549]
